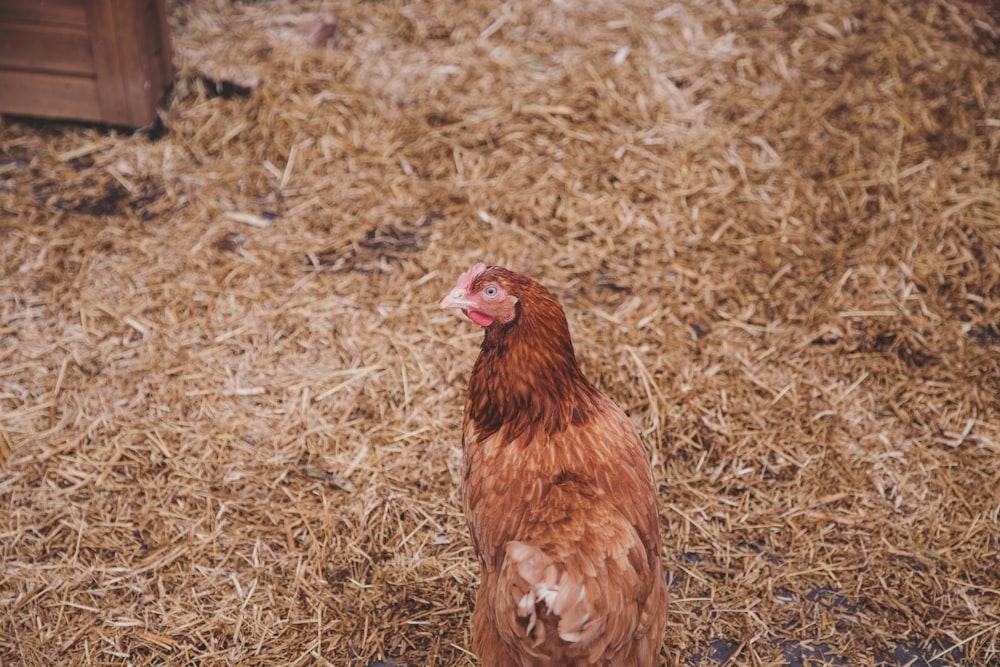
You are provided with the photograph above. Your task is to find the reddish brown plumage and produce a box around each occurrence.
[441,265,668,666]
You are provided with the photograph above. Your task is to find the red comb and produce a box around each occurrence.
[457,263,488,292]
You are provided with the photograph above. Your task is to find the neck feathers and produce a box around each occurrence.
[467,284,600,441]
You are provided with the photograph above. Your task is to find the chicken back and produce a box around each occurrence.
[440,264,667,666]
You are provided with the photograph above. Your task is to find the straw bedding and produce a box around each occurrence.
[1,0,998,664]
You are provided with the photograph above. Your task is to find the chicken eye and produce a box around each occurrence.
[483,285,499,298]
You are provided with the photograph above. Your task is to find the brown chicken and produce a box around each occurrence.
[440,263,667,666]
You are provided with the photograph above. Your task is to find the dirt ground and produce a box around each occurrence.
[1,0,999,665]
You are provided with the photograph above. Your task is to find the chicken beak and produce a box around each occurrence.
[439,289,471,310]
[441,263,488,310]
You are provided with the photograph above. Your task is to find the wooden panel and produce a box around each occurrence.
[0,0,172,127]
[0,0,87,27]
[0,70,101,121]
[0,23,94,75]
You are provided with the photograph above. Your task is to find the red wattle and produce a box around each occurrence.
[463,308,494,327]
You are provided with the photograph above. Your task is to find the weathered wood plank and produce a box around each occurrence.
[0,23,94,75]
[150,0,172,84]
[85,0,172,126]
[84,0,130,124]
[0,70,101,121]
[0,0,87,27]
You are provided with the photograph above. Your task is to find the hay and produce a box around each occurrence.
[1,0,998,664]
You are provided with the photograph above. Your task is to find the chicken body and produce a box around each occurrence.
[441,264,667,666]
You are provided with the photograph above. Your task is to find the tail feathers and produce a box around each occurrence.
[505,542,594,647]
